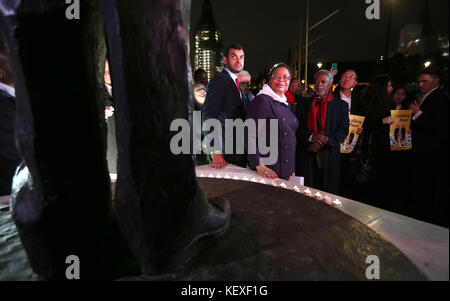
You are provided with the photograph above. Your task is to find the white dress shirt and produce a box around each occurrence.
[340,91,351,111]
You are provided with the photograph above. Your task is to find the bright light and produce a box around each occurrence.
[424,61,431,68]
[301,80,305,84]
[317,62,323,68]
[415,39,420,43]
[380,56,384,61]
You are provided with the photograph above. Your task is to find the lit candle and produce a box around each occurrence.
[332,199,341,206]
[280,182,287,189]
[324,195,332,204]
[216,174,222,179]
[304,188,312,196]
[200,173,205,177]
[233,176,239,180]
[251,178,257,183]
[272,182,277,187]
[208,173,214,178]
[259,179,266,184]
[314,192,323,200]
[293,185,300,192]
[224,174,230,179]
[243,176,249,181]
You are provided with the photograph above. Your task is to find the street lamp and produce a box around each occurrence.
[317,62,323,69]
[424,61,431,68]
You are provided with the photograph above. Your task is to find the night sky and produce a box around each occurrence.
[190,0,449,78]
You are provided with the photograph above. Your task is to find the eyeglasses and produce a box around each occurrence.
[271,74,291,81]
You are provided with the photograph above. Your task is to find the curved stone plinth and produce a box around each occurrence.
[0,177,431,280]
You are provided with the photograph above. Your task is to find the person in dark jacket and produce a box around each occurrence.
[202,44,246,168]
[386,85,413,214]
[295,70,349,195]
[246,63,298,180]
[0,49,20,196]
[334,69,364,200]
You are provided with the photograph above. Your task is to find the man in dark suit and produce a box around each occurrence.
[0,49,20,196]
[409,70,448,226]
[202,44,246,168]
[295,70,349,195]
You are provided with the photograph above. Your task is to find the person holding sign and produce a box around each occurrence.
[334,70,365,200]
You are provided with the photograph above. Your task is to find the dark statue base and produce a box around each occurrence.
[1,178,427,280]
[124,178,426,281]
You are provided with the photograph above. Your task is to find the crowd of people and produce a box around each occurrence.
[193,44,448,227]
[1,41,448,227]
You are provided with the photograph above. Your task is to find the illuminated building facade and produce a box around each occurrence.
[193,0,223,80]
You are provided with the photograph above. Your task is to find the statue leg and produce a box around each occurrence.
[0,0,139,280]
[103,0,231,275]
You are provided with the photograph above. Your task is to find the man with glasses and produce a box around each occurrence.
[203,44,247,169]
[295,70,349,195]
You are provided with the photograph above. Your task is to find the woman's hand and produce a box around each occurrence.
[256,165,278,179]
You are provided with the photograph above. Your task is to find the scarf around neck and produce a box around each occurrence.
[307,90,334,135]
[257,84,289,106]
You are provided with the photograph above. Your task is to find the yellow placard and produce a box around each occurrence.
[340,114,365,153]
[390,110,413,151]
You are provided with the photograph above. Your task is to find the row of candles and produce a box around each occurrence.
[197,172,342,207]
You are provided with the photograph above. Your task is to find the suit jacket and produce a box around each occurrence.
[295,95,349,194]
[245,94,298,180]
[202,70,246,166]
[411,88,448,157]
[333,88,363,116]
